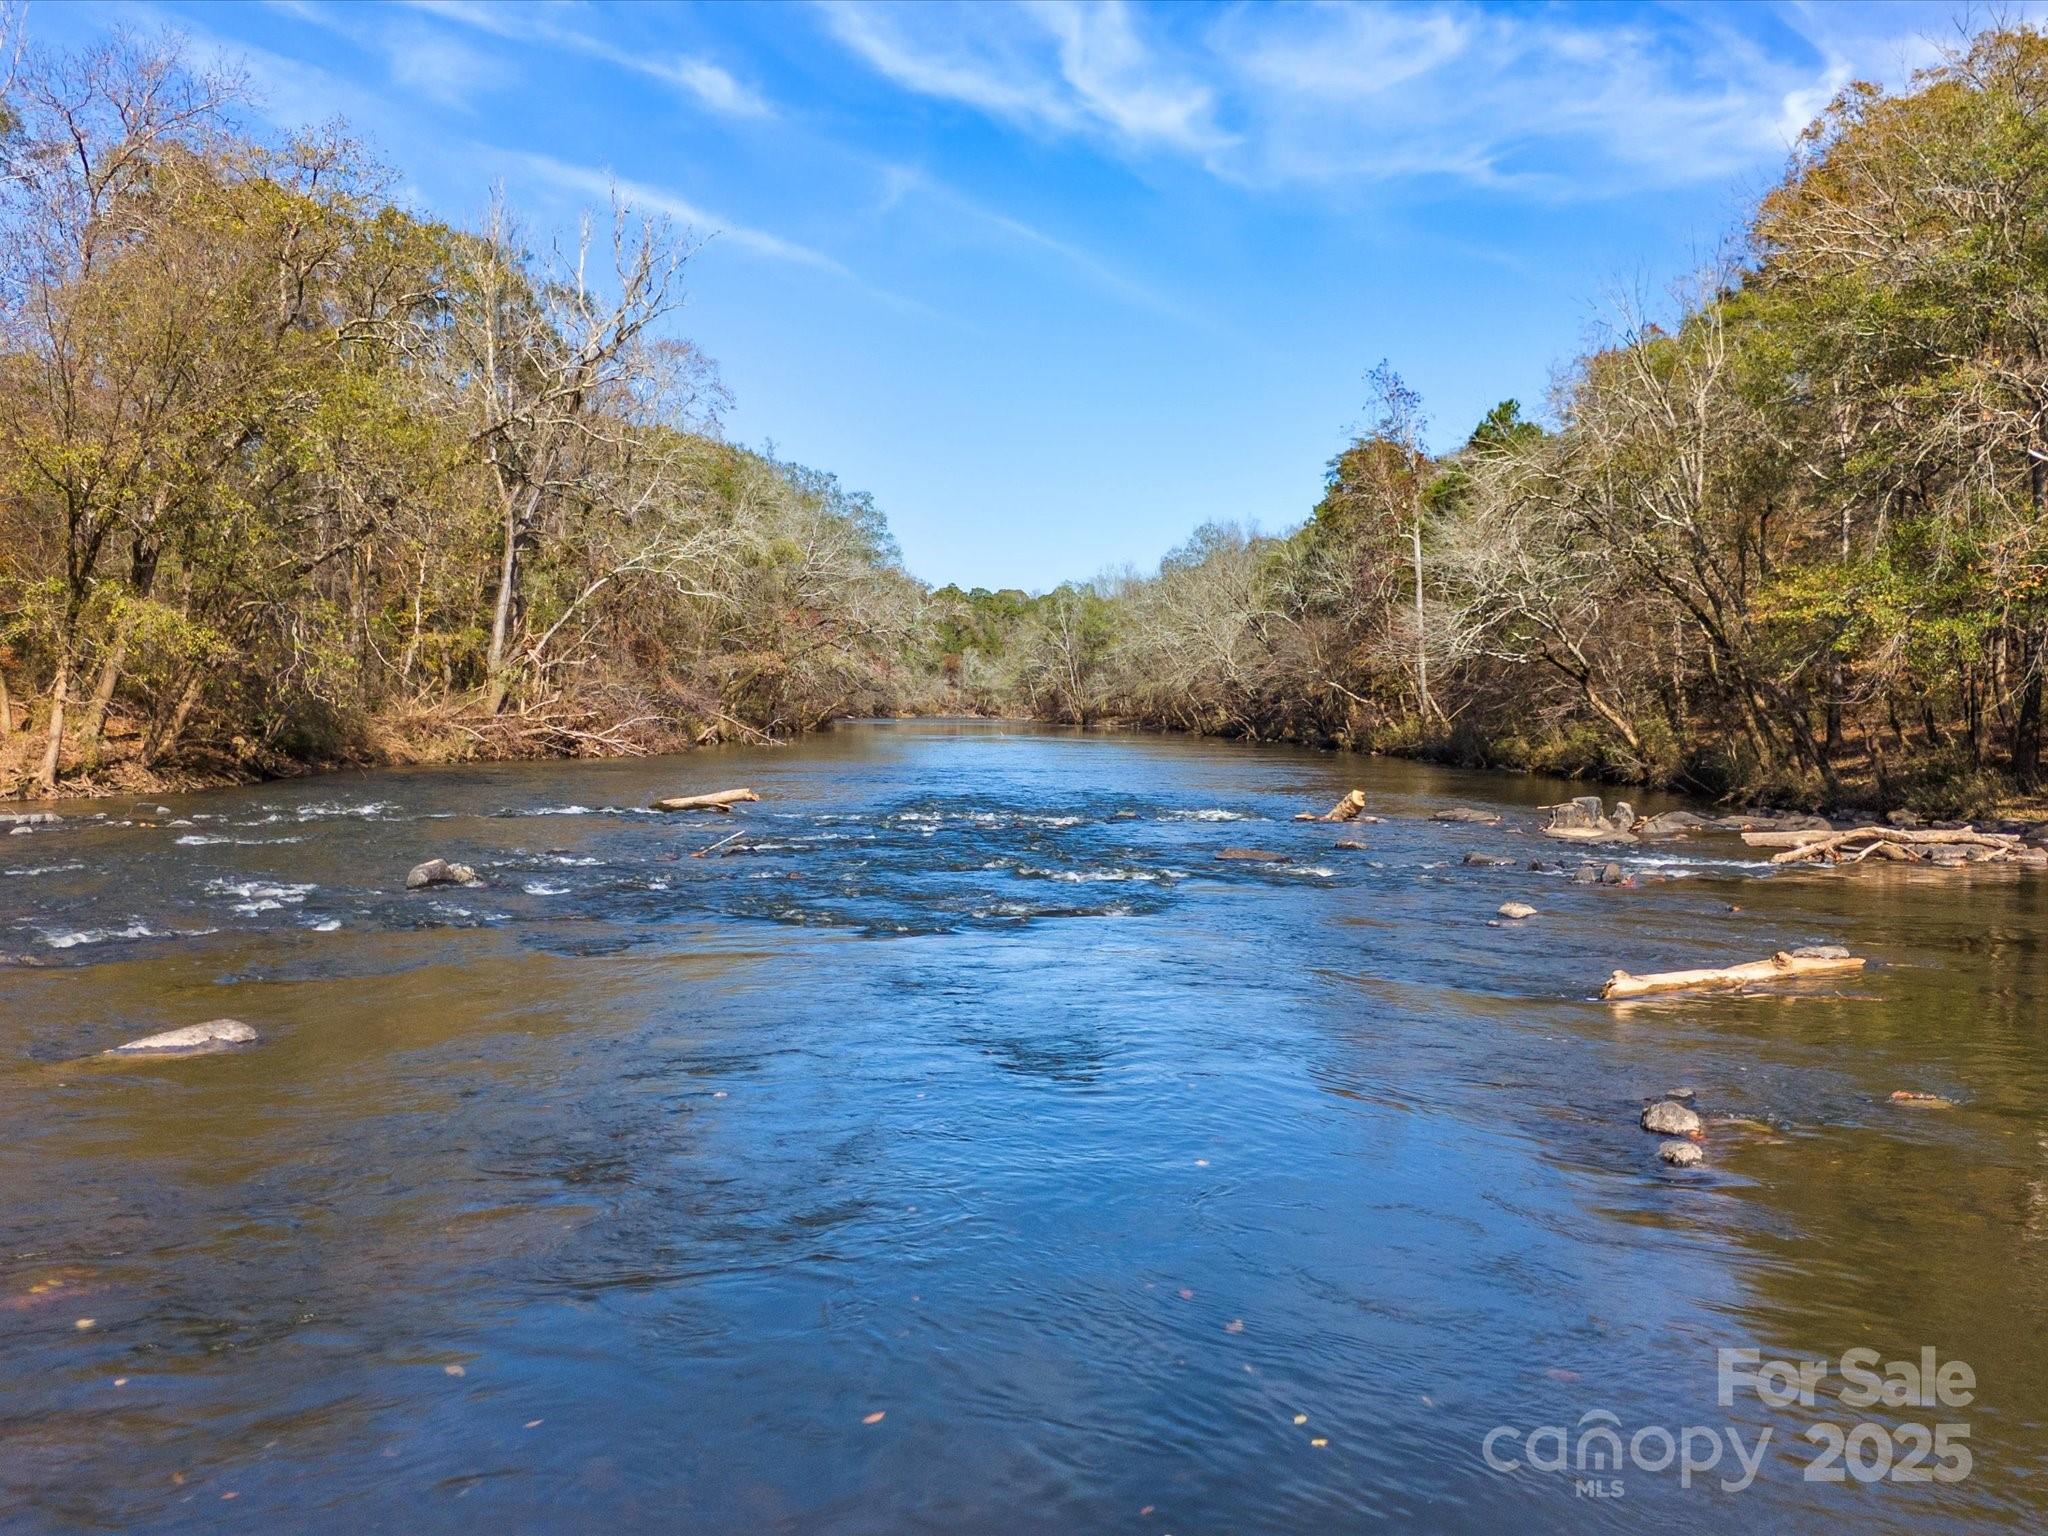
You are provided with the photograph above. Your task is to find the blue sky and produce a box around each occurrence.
[22,1,2009,590]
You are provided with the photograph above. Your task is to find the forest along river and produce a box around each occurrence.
[1,721,2045,1533]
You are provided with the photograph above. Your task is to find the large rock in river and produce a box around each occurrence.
[406,858,479,890]
[1641,1099,1703,1136]
[105,1019,258,1056]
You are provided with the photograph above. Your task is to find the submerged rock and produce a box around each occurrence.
[1658,1140,1704,1167]
[0,811,60,827]
[1890,1090,1957,1109]
[106,1019,258,1056]
[1433,807,1501,825]
[1332,838,1368,851]
[1791,944,1851,960]
[1497,901,1537,920]
[406,858,479,889]
[1641,1099,1703,1136]
[1462,851,1514,867]
[1215,847,1288,862]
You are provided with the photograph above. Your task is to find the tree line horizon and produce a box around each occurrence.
[5,22,2048,815]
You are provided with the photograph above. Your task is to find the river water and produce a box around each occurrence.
[1,721,2044,1532]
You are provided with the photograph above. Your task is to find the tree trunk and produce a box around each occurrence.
[142,668,208,768]
[37,651,72,793]
[77,626,129,761]
[2014,634,2043,788]
[651,787,760,812]
[0,659,11,741]
[485,483,544,715]
[1410,517,1431,723]
[1602,951,1866,1000]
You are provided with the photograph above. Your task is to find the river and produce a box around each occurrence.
[2,721,2044,1532]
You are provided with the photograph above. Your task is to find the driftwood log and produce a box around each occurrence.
[652,788,760,813]
[1602,950,1866,1000]
[1294,790,1368,823]
[1742,825,2027,866]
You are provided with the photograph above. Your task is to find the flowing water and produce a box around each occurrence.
[2,721,2045,1533]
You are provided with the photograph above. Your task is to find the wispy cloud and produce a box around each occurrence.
[514,152,942,320]
[516,151,849,275]
[262,0,513,113]
[405,0,774,119]
[819,0,1227,155]
[872,161,1192,322]
[816,0,2014,198]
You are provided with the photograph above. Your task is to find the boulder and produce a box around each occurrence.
[1333,838,1368,852]
[1658,1140,1704,1168]
[1641,1099,1703,1135]
[0,811,60,827]
[406,858,480,890]
[1540,796,1639,842]
[1777,813,1835,832]
[105,1019,258,1056]
[1571,863,1600,884]
[1886,808,1924,829]
[1497,901,1537,920]
[1601,863,1627,885]
[1791,944,1850,960]
[1634,810,1707,839]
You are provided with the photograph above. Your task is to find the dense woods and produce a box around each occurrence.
[9,24,2048,814]
[932,27,2048,814]
[0,33,926,795]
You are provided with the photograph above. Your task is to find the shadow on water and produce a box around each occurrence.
[1,721,2043,1532]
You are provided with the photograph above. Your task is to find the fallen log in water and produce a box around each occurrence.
[1741,825,2027,866]
[1601,950,1866,1000]
[652,788,760,813]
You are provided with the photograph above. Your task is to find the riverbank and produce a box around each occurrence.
[19,697,2048,831]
